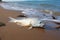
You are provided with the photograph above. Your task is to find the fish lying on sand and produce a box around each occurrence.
[8,16,60,30]
[8,9,60,29]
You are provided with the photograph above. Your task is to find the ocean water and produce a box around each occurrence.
[1,1,60,12]
[17,1,60,11]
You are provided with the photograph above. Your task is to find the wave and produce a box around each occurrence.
[0,2,60,12]
[0,3,27,11]
[0,3,54,19]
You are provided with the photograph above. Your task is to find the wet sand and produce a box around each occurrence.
[0,7,60,40]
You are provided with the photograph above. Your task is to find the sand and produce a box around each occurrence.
[0,6,60,40]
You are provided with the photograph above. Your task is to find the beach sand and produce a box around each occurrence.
[0,6,60,40]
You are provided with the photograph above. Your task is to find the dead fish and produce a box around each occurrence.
[8,17,60,30]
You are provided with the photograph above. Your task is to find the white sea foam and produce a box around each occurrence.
[1,3,60,20]
[0,3,27,11]
[0,3,54,19]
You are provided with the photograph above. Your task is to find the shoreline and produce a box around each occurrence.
[0,3,60,40]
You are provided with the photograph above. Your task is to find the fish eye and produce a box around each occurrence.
[39,21,44,24]
[40,22,42,23]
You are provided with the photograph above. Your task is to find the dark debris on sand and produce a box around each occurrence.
[0,22,6,27]
[0,37,1,40]
[17,15,26,17]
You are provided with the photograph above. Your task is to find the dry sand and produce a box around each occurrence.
[0,7,60,40]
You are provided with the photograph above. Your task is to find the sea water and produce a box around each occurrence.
[1,1,60,12]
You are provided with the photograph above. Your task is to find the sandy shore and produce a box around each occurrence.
[0,6,60,40]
